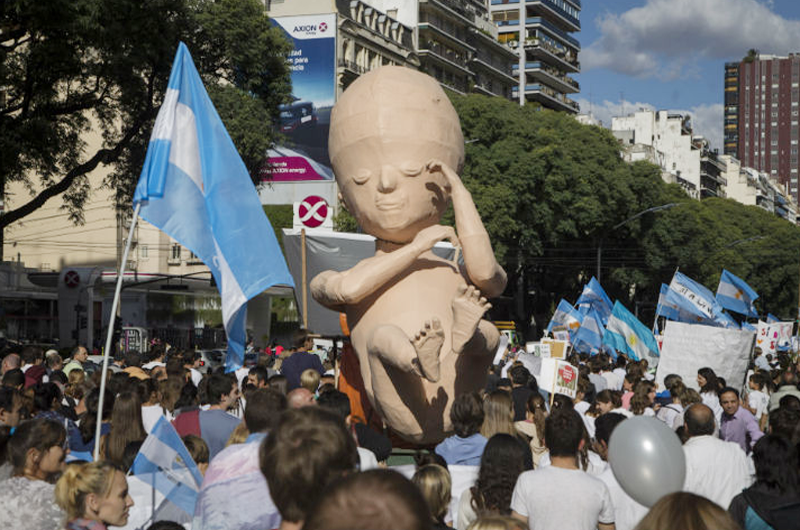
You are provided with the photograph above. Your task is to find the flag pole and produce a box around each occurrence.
[301,228,308,329]
[93,202,142,460]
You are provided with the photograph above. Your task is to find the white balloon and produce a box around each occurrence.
[608,416,685,507]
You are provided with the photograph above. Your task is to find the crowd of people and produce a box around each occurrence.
[0,330,799,530]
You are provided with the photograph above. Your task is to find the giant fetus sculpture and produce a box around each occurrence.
[311,66,507,443]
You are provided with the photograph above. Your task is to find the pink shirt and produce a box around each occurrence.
[622,391,634,410]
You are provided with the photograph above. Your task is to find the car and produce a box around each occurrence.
[197,349,226,373]
[279,100,317,134]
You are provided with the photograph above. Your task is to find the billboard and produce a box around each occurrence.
[266,14,337,182]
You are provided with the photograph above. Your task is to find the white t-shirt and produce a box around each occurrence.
[511,466,615,530]
[142,360,165,370]
[656,403,683,429]
[597,466,649,530]
[612,369,626,390]
[601,371,621,392]
[538,450,608,476]
[141,404,172,433]
[748,390,769,421]
[701,391,723,425]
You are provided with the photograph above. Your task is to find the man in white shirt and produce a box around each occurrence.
[682,403,752,509]
[593,413,648,530]
[511,409,615,530]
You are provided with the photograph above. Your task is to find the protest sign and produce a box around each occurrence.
[526,342,551,358]
[538,358,578,399]
[655,321,754,393]
[756,320,779,354]
[541,338,568,359]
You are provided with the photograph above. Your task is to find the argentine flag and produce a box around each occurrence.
[716,269,758,317]
[602,301,659,362]
[767,313,780,323]
[133,43,294,371]
[656,283,707,323]
[129,417,203,526]
[576,277,613,325]
[572,307,605,354]
[669,272,735,328]
[546,299,584,336]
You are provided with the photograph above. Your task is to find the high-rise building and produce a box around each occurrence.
[726,53,800,201]
[723,62,739,157]
[489,0,581,112]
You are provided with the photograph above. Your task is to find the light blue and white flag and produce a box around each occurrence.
[576,277,613,325]
[130,416,203,522]
[716,269,758,317]
[572,307,605,354]
[741,321,757,332]
[602,301,659,362]
[133,43,294,372]
[767,313,780,323]
[655,283,707,324]
[669,272,737,328]
[546,299,584,336]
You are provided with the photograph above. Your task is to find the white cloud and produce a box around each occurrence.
[583,0,800,79]
[576,98,725,152]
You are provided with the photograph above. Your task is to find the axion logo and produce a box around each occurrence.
[319,22,328,32]
[294,25,317,32]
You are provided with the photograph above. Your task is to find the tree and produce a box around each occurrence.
[0,0,292,257]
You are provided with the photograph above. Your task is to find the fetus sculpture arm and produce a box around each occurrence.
[310,224,460,309]
[427,159,507,298]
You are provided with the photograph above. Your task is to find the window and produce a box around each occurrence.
[171,244,181,260]
[140,245,148,258]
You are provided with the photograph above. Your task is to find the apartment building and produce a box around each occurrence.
[721,154,798,223]
[489,0,581,112]
[725,53,800,201]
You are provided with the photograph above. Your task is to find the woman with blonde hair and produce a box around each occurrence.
[0,418,68,529]
[55,460,134,530]
[634,491,740,530]
[411,463,452,530]
[481,390,517,440]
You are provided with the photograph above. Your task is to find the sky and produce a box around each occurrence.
[576,0,800,151]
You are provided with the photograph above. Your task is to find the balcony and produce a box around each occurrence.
[418,22,475,52]
[523,38,579,73]
[338,58,369,76]
[425,0,474,26]
[513,83,579,113]
[701,169,728,187]
[525,0,580,32]
[514,61,579,93]
[418,43,473,75]
[472,55,517,83]
[525,17,580,49]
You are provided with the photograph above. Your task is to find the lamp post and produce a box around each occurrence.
[597,203,682,282]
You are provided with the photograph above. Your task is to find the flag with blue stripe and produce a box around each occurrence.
[131,416,202,519]
[716,269,758,317]
[133,43,294,372]
[576,277,613,325]
[669,272,736,328]
[767,313,780,323]
[602,301,659,362]
[546,299,584,336]
[572,307,605,354]
[656,283,707,323]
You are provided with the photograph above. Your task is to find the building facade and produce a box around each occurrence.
[726,54,800,202]
[721,154,798,223]
[489,0,581,112]
[612,110,702,198]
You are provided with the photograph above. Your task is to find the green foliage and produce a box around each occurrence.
[0,0,292,230]
[447,93,800,328]
[263,204,293,253]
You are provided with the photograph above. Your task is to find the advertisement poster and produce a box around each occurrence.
[266,14,337,181]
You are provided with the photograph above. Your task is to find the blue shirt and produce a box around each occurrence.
[199,409,241,459]
[435,434,487,466]
[280,351,324,391]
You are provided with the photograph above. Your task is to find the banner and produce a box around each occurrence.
[538,358,578,399]
[655,321,755,394]
[266,14,337,181]
[756,320,778,354]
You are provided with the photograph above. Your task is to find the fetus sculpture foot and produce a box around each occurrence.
[451,285,491,354]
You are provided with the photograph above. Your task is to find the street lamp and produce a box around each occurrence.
[597,203,682,282]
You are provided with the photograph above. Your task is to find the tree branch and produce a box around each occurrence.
[0,110,151,230]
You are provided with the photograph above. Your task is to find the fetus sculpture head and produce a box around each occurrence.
[329,66,465,244]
